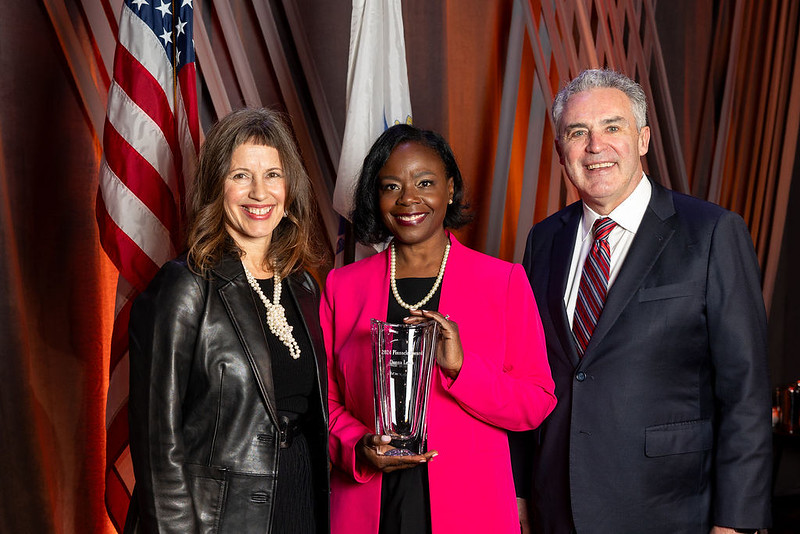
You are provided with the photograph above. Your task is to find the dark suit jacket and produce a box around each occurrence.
[514,179,772,533]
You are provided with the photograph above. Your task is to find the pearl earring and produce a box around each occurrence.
[448,199,453,205]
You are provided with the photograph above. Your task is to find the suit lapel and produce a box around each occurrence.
[214,256,280,426]
[583,180,676,358]
[548,205,582,366]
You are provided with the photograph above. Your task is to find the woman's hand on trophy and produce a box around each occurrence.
[356,434,438,473]
[405,309,464,380]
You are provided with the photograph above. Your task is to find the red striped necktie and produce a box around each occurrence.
[573,217,617,356]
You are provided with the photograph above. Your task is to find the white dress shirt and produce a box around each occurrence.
[564,175,652,327]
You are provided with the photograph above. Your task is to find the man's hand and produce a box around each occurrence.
[710,527,757,534]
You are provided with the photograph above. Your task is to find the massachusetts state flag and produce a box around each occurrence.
[96,0,199,530]
[334,0,413,222]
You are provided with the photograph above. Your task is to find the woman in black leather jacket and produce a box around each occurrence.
[124,108,331,533]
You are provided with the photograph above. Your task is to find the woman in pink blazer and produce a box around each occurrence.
[321,124,556,534]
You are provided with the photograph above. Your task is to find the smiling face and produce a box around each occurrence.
[378,141,454,248]
[223,141,286,256]
[556,87,650,214]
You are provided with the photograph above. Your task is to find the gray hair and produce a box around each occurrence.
[552,69,648,132]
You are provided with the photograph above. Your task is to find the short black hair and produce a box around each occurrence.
[351,123,472,245]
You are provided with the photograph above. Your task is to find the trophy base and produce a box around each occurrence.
[383,437,425,456]
[383,448,415,457]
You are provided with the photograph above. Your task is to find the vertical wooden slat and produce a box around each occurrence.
[640,0,689,193]
[513,78,547,262]
[762,3,800,312]
[724,0,758,214]
[539,0,571,83]
[213,0,262,108]
[739,2,771,233]
[486,0,525,258]
[573,0,599,67]
[279,0,342,169]
[707,0,745,205]
[194,0,233,121]
[251,0,338,247]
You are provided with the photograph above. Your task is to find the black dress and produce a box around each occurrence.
[256,277,318,534]
[378,277,441,534]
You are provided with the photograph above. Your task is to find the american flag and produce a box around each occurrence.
[97,0,199,530]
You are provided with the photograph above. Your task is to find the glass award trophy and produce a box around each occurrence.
[371,319,439,456]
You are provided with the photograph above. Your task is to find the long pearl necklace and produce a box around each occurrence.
[390,240,451,310]
[242,262,301,360]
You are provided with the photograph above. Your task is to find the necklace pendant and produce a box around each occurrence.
[242,261,301,360]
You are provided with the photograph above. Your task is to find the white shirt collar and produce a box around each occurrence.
[579,173,652,240]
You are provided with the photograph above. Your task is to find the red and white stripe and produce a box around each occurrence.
[97,2,198,530]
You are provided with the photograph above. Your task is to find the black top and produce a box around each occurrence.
[256,277,316,416]
[256,276,318,534]
[379,277,441,534]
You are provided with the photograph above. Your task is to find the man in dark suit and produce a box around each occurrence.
[512,69,772,534]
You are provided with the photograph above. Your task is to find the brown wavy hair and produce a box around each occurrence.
[187,108,330,279]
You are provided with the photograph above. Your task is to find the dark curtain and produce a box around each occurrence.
[0,2,116,532]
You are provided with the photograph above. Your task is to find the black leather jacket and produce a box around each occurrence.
[123,254,329,533]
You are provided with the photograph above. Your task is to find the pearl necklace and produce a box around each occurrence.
[242,262,301,360]
[390,240,451,310]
